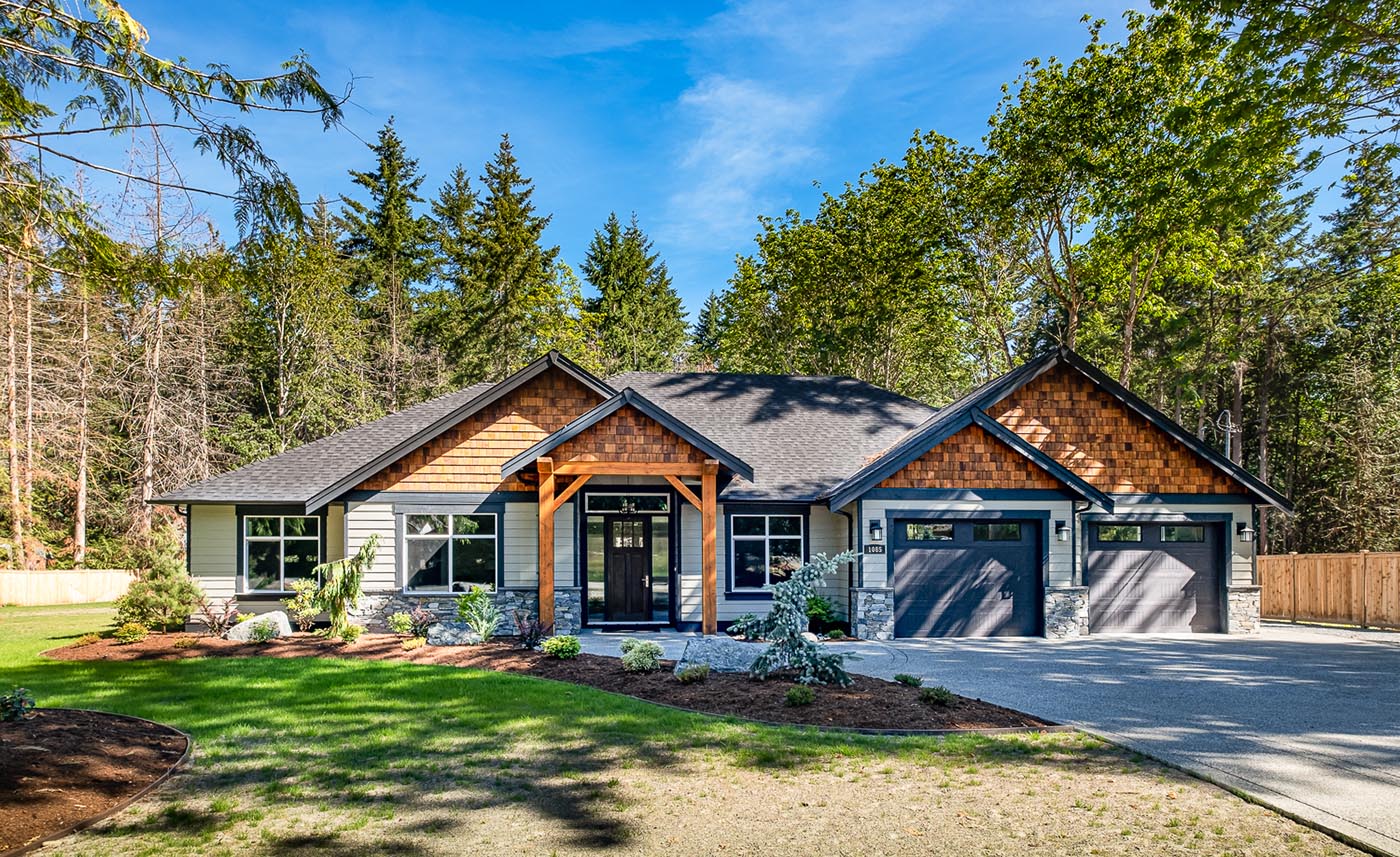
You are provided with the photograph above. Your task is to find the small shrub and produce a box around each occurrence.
[513,611,553,649]
[784,685,816,707]
[541,635,581,659]
[196,596,241,638]
[282,580,320,632]
[727,613,764,641]
[893,673,923,688]
[806,595,840,633]
[919,685,956,707]
[402,636,426,651]
[248,619,279,644]
[172,636,200,650]
[408,607,438,637]
[825,629,845,640]
[2,687,36,722]
[314,533,378,641]
[115,526,203,631]
[620,640,664,673]
[339,624,363,644]
[237,613,255,623]
[458,586,503,643]
[73,632,102,647]
[618,638,641,654]
[676,663,710,684]
[113,622,149,644]
[386,611,415,636]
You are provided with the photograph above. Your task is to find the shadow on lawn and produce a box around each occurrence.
[8,651,1116,852]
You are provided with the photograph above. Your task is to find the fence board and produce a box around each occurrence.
[0,569,133,606]
[1259,552,1400,629]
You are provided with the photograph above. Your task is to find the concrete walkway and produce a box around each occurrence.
[577,624,1400,855]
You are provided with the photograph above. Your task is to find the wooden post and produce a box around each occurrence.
[1361,550,1370,629]
[1290,551,1298,624]
[701,458,718,636]
[538,457,555,628]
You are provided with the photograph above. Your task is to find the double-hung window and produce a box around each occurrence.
[731,514,804,591]
[403,513,497,593]
[244,515,321,592]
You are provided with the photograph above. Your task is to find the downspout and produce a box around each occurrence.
[177,504,191,575]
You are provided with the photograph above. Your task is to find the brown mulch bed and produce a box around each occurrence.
[0,709,188,856]
[48,633,1050,732]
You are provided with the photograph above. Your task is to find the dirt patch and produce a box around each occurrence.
[49,633,1047,731]
[0,709,188,855]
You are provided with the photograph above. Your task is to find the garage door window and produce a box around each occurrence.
[1097,524,1142,542]
[1162,525,1205,543]
[973,523,1022,541]
[731,515,804,590]
[905,522,954,541]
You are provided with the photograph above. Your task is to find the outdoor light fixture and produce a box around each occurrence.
[869,520,884,542]
[1055,520,1070,542]
[1237,522,1256,544]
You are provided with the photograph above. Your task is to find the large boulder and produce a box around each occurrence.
[673,636,763,675]
[426,621,482,646]
[226,611,293,642]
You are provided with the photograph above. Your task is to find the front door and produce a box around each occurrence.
[604,516,652,621]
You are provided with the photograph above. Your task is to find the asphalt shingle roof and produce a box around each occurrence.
[610,372,935,500]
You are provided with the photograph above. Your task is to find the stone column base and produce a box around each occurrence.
[1044,586,1089,639]
[853,587,895,641]
[1227,585,1261,635]
[553,587,582,635]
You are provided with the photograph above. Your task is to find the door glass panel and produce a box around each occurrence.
[1162,525,1205,543]
[651,517,669,618]
[586,518,605,615]
[973,523,1022,541]
[585,494,669,514]
[1098,524,1142,543]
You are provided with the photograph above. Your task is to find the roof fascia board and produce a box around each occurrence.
[304,352,615,512]
[501,388,754,482]
[968,409,1115,511]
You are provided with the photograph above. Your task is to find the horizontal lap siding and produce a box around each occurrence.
[354,370,602,494]
[810,506,852,619]
[346,502,396,591]
[189,504,237,599]
[988,365,1242,495]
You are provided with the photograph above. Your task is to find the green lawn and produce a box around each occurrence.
[0,605,1359,856]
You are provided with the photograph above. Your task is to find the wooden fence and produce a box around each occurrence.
[0,569,134,606]
[1258,552,1400,629]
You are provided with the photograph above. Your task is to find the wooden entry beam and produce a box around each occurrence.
[538,457,555,627]
[701,459,718,635]
[663,474,702,510]
[553,461,704,477]
[545,473,592,516]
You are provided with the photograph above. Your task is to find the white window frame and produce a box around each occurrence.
[401,512,499,595]
[730,514,805,592]
[242,515,322,593]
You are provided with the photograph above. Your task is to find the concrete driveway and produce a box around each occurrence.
[843,623,1400,856]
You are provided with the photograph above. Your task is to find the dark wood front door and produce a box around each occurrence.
[604,517,652,621]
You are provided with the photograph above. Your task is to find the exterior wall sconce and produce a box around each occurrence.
[1055,520,1070,542]
[1237,522,1256,544]
[869,520,884,542]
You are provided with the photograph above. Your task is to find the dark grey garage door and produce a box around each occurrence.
[1085,521,1223,633]
[891,519,1040,637]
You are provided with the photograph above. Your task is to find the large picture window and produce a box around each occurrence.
[403,513,497,593]
[731,514,804,591]
[243,515,321,592]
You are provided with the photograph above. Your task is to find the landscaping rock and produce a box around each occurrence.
[225,611,292,641]
[427,621,482,646]
[673,636,762,675]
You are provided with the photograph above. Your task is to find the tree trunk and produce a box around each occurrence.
[23,268,33,507]
[1230,360,1245,465]
[75,284,90,567]
[5,255,23,566]
[138,296,163,536]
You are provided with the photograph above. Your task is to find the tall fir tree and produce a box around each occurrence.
[580,212,687,374]
[339,118,433,410]
[691,291,723,370]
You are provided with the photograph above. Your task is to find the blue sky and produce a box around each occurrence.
[113,1,1275,316]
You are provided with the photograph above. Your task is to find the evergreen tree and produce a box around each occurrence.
[580,212,687,373]
[339,118,433,409]
[691,292,724,369]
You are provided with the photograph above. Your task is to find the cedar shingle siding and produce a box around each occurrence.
[355,370,603,492]
[549,405,708,465]
[879,424,1062,490]
[986,365,1243,495]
